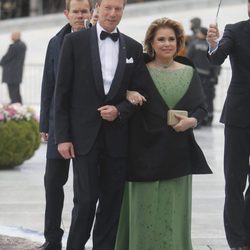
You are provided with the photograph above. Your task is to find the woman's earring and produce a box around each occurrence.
[152,49,155,58]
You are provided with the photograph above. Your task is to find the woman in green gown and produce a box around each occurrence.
[115,18,212,250]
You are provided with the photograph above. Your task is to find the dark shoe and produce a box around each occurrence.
[37,241,62,250]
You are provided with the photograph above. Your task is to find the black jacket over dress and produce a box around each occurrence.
[40,24,71,159]
[127,60,212,182]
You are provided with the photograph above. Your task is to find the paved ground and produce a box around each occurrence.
[0,121,229,250]
[0,235,40,250]
[1,0,246,249]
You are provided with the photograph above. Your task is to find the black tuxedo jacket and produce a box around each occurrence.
[208,19,250,127]
[54,25,148,157]
[39,24,71,159]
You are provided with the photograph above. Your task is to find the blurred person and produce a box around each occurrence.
[190,17,201,39]
[207,0,250,249]
[38,0,93,249]
[115,17,211,250]
[90,2,99,25]
[187,27,220,126]
[0,31,26,104]
[54,0,149,249]
[178,17,201,57]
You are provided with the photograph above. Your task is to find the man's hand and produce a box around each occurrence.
[40,132,48,142]
[98,105,119,121]
[58,142,75,159]
[207,24,220,49]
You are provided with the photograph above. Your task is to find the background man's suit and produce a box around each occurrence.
[39,23,71,245]
[208,19,250,248]
[0,38,26,103]
[54,25,148,250]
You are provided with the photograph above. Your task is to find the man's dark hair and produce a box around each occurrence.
[65,0,93,11]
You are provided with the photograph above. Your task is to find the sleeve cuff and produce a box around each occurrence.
[208,44,218,55]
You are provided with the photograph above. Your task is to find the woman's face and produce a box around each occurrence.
[151,27,177,60]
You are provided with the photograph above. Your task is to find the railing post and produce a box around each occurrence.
[29,0,43,16]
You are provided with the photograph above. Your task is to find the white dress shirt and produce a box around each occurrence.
[96,22,119,95]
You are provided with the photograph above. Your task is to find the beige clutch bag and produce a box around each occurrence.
[167,109,188,126]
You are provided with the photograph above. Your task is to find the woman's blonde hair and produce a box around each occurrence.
[144,17,185,58]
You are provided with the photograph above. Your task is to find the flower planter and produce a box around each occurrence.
[0,104,40,168]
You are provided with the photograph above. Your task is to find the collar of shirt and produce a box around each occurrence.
[96,22,119,95]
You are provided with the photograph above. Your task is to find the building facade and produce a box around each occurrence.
[0,0,153,20]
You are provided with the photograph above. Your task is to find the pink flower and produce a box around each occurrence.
[0,104,36,123]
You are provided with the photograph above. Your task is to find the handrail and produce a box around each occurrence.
[0,63,231,112]
[0,63,44,105]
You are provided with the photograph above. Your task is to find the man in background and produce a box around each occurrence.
[39,0,93,249]
[187,27,220,126]
[178,17,201,57]
[0,31,26,104]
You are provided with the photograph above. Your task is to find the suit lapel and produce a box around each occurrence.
[105,32,127,102]
[90,26,105,99]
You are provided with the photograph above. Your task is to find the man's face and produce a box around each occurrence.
[64,0,91,31]
[98,0,124,32]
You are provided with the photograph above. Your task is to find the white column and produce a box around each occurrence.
[29,0,43,16]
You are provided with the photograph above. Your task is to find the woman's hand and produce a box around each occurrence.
[172,114,197,132]
[126,90,146,106]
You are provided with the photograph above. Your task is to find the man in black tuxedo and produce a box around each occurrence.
[39,1,92,249]
[0,31,26,104]
[207,1,250,249]
[54,0,148,249]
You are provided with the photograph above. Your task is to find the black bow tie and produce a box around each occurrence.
[100,30,119,42]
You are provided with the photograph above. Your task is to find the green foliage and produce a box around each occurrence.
[0,119,40,168]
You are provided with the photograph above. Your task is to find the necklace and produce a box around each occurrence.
[154,59,174,69]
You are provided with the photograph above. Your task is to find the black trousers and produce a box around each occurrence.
[200,75,216,125]
[224,125,250,247]
[7,83,22,104]
[66,135,127,250]
[44,158,70,243]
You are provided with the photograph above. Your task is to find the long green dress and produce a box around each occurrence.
[115,65,194,250]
